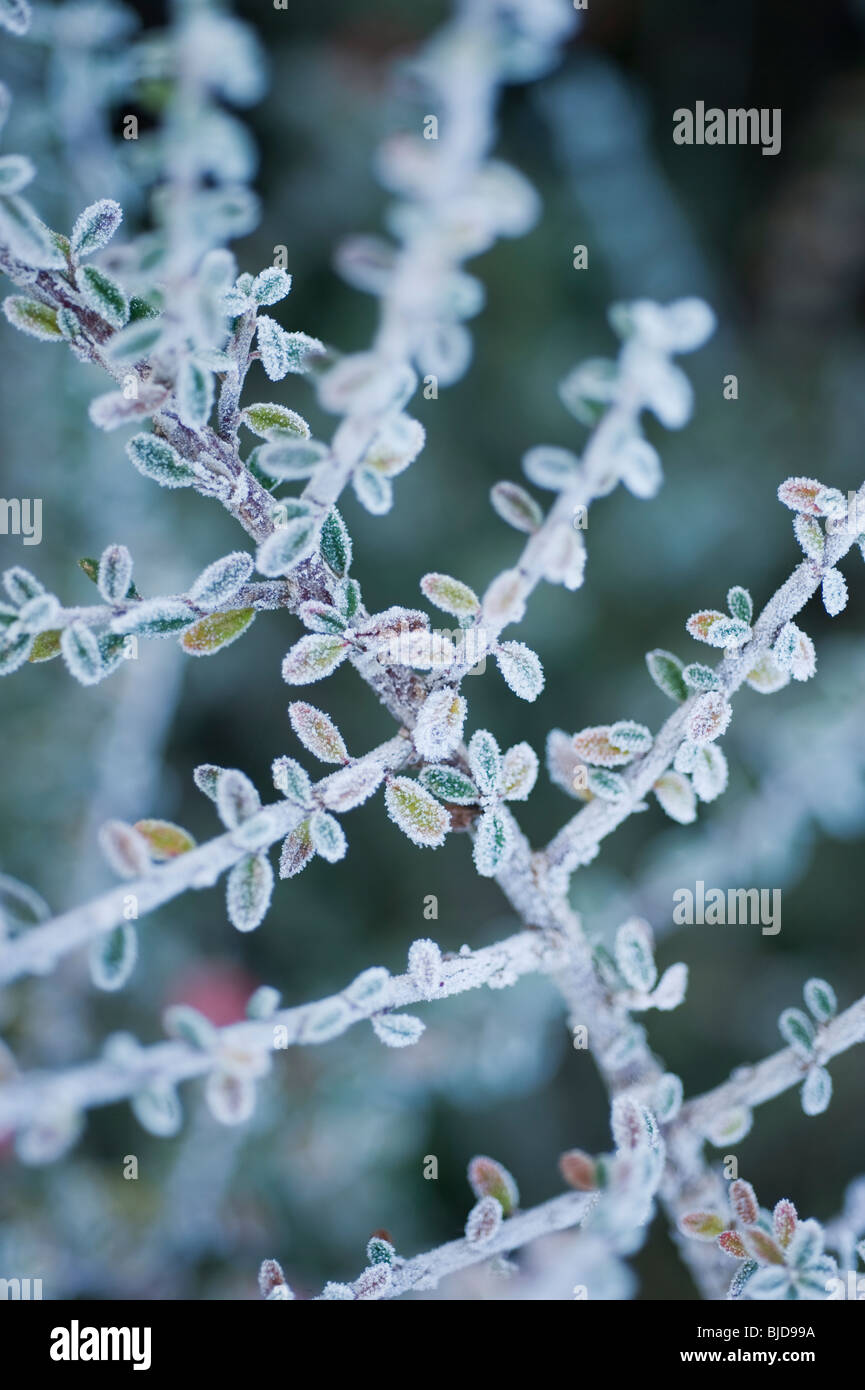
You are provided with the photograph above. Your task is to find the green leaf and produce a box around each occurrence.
[163,1004,218,1051]
[384,777,449,848]
[3,296,62,341]
[181,607,255,656]
[420,571,480,621]
[112,599,195,638]
[281,633,349,684]
[490,480,543,533]
[242,402,311,440]
[79,264,129,329]
[257,518,317,577]
[288,701,348,763]
[133,819,196,859]
[89,923,137,992]
[70,199,123,259]
[646,648,688,702]
[727,585,753,624]
[803,977,837,1024]
[418,764,479,805]
[683,662,719,692]
[615,917,657,992]
[320,508,352,577]
[29,628,61,662]
[779,1007,816,1058]
[226,853,273,932]
[586,766,628,801]
[126,433,198,489]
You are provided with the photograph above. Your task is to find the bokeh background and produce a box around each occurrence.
[1,0,865,1299]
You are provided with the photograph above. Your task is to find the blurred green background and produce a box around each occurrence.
[1,0,864,1299]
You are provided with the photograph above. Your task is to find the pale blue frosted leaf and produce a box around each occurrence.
[61,621,102,685]
[89,923,137,992]
[176,359,214,427]
[97,544,133,603]
[70,198,123,258]
[188,551,253,610]
[226,852,273,932]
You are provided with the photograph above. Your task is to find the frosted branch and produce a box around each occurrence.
[0,928,567,1131]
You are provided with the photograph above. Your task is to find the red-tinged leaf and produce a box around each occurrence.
[773,1199,798,1250]
[680,1211,727,1241]
[467,1155,518,1216]
[777,476,824,515]
[465,1195,503,1244]
[686,609,726,643]
[719,1230,747,1259]
[558,1149,598,1191]
[572,725,633,768]
[133,819,196,859]
[729,1179,759,1226]
[258,1259,287,1299]
[742,1226,784,1265]
[279,820,314,878]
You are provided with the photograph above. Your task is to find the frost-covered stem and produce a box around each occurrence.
[0,735,410,985]
[679,994,865,1131]
[332,1189,598,1299]
[39,581,296,631]
[298,0,508,516]
[0,929,567,1128]
[544,480,865,879]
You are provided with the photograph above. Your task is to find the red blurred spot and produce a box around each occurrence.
[165,962,259,1026]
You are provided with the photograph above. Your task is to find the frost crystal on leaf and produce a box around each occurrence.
[371,1012,425,1047]
[70,199,122,259]
[281,634,349,684]
[413,686,466,760]
[473,806,511,877]
[821,567,847,616]
[420,572,480,622]
[686,691,732,745]
[384,777,449,848]
[646,648,688,702]
[226,853,273,932]
[653,770,697,824]
[126,434,198,489]
[89,923,138,992]
[97,544,133,603]
[465,1195,503,1244]
[289,702,349,764]
[490,480,542,533]
[499,742,538,800]
[407,938,443,1000]
[494,641,544,701]
[467,729,501,796]
[216,767,261,828]
[308,810,347,863]
[467,1155,518,1215]
[188,552,253,610]
[61,622,102,686]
